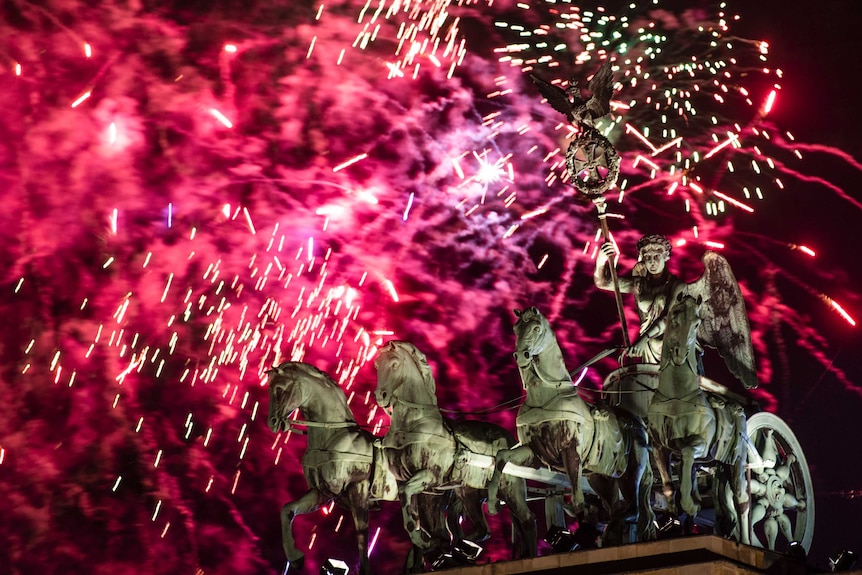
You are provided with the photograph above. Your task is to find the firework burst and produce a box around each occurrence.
[0,0,859,573]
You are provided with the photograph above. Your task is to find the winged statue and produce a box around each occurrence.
[530,60,615,127]
[686,251,759,390]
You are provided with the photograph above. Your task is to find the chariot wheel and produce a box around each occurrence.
[746,412,815,553]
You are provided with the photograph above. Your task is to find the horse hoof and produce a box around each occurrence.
[487,501,499,515]
[564,501,584,519]
[683,504,701,517]
[287,554,305,572]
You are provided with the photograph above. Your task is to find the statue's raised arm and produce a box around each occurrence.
[686,251,758,390]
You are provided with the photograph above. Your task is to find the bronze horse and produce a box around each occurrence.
[489,307,656,543]
[374,341,538,560]
[267,361,481,574]
[648,293,751,543]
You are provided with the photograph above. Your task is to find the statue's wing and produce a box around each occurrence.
[687,251,759,389]
[584,60,615,119]
[529,73,575,118]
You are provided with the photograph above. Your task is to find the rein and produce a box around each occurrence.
[527,357,573,388]
[389,395,441,411]
[437,395,525,416]
[284,419,359,433]
[523,388,580,410]
[271,370,359,434]
[380,344,523,417]
[651,386,701,405]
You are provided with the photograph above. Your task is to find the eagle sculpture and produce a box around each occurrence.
[530,60,615,126]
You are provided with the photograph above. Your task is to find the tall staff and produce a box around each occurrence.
[530,61,630,348]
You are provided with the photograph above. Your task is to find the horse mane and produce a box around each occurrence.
[383,341,436,396]
[272,361,344,394]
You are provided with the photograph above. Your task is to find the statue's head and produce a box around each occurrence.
[637,234,672,276]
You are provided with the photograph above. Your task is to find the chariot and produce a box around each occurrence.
[489,300,814,556]
[266,302,815,575]
[602,362,814,552]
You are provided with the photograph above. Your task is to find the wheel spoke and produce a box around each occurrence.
[746,412,814,553]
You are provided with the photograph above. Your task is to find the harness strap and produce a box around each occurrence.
[303,448,373,469]
[384,431,453,448]
[390,396,440,411]
[286,419,358,431]
[523,389,580,410]
[518,398,591,427]
[652,386,702,404]
[528,358,573,388]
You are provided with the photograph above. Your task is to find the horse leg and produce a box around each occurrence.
[561,443,585,518]
[712,470,734,538]
[624,440,657,542]
[346,482,371,575]
[412,492,451,572]
[498,474,537,558]
[424,492,452,550]
[678,445,700,518]
[400,469,437,549]
[731,459,751,545]
[281,489,327,570]
[446,490,466,545]
[638,444,657,541]
[589,474,621,519]
[652,445,676,515]
[452,487,489,544]
[589,474,625,546]
[401,494,448,575]
[403,546,422,575]
[489,445,535,515]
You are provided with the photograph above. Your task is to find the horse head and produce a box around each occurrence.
[513,307,553,369]
[266,362,314,432]
[661,292,702,370]
[374,341,435,408]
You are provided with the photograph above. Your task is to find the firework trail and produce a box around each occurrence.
[0,0,859,573]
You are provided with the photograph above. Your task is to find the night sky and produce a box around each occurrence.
[733,0,862,568]
[1,1,860,574]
